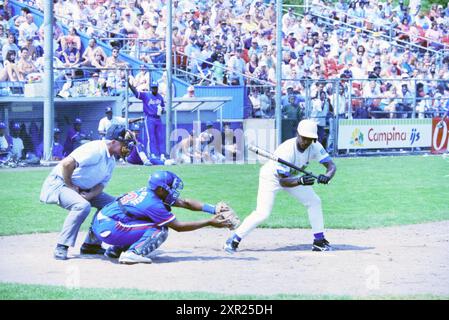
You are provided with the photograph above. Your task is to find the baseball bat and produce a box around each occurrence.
[248,145,319,180]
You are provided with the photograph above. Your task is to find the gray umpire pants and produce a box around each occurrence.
[57,187,115,247]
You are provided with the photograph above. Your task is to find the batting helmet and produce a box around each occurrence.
[297,119,318,139]
[148,171,184,206]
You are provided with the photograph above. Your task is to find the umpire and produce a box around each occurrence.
[40,125,135,260]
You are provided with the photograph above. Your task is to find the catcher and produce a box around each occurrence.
[92,170,240,264]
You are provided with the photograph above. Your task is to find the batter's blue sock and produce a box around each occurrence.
[314,232,325,241]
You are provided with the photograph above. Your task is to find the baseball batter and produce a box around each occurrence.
[92,170,232,264]
[224,119,337,253]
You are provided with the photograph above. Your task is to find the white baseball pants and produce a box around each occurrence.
[235,174,324,239]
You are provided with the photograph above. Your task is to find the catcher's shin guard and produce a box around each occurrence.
[131,227,169,257]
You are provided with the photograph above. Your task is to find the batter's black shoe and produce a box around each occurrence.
[312,238,333,252]
[223,237,240,254]
[80,243,105,255]
[54,244,68,260]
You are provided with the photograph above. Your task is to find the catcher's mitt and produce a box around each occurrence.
[215,201,240,230]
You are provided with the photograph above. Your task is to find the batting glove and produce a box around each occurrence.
[317,174,331,184]
[298,174,315,186]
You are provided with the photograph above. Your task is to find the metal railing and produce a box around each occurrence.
[286,3,447,67]
[309,2,448,52]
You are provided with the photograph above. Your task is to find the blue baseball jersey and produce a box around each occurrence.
[102,187,176,226]
[126,142,145,165]
[137,91,165,117]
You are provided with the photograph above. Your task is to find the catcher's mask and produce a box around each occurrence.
[148,171,184,206]
[106,125,136,158]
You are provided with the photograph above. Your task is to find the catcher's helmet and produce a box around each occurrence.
[148,171,184,206]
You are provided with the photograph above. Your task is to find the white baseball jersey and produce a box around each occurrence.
[260,138,330,183]
[98,116,126,135]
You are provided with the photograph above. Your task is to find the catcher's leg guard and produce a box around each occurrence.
[130,227,168,257]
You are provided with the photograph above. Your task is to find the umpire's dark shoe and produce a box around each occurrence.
[80,243,105,255]
[312,238,333,252]
[54,244,68,260]
[104,246,125,259]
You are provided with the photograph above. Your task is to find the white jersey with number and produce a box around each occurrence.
[260,138,330,184]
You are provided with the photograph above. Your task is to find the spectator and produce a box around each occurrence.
[17,47,39,81]
[396,83,414,118]
[227,48,246,85]
[79,38,107,68]
[311,90,331,147]
[0,121,12,161]
[183,85,196,98]
[210,53,226,84]
[2,32,19,63]
[17,13,38,48]
[245,53,258,79]
[86,72,103,96]
[129,64,150,92]
[0,49,21,81]
[22,36,39,60]
[0,24,8,64]
[283,94,304,122]
[60,39,80,76]
[104,46,128,69]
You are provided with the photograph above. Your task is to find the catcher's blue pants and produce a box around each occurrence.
[92,211,167,251]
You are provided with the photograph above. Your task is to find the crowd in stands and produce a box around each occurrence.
[1,0,449,156]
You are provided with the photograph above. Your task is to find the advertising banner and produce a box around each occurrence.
[431,117,449,154]
[337,119,432,150]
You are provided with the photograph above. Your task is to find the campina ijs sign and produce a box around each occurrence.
[337,119,432,150]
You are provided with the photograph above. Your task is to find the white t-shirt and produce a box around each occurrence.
[11,137,24,158]
[98,116,126,135]
[0,135,8,150]
[260,138,330,182]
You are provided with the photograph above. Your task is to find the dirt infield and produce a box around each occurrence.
[0,221,448,297]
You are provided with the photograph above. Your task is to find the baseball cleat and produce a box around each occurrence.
[104,245,126,259]
[312,238,333,252]
[118,251,153,264]
[223,237,240,254]
[80,243,106,255]
[54,245,68,260]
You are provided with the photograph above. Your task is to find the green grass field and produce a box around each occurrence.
[1,282,447,300]
[0,155,448,236]
[0,155,448,300]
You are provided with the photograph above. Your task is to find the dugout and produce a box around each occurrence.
[0,96,122,144]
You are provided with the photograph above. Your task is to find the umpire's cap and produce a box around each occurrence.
[297,119,318,139]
